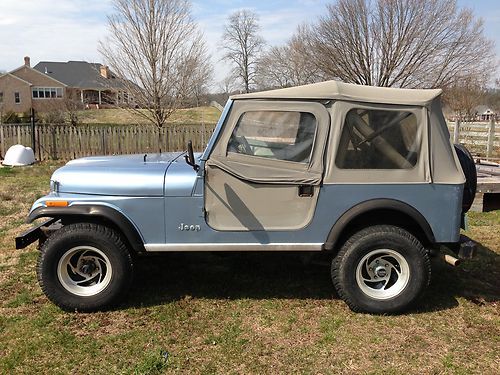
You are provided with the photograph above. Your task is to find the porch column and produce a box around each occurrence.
[98,90,102,105]
[80,90,84,103]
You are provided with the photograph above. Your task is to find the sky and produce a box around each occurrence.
[0,0,499,86]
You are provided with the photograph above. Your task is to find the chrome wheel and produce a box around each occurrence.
[57,246,113,297]
[355,249,410,300]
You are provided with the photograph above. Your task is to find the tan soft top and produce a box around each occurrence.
[231,80,442,106]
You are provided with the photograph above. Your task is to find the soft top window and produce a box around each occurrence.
[336,108,419,169]
[228,110,317,164]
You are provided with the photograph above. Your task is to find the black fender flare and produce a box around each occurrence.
[324,199,435,250]
[28,205,146,254]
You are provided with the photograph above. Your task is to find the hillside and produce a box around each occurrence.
[76,106,221,125]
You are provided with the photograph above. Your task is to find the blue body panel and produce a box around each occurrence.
[31,194,166,243]
[162,182,462,245]
[164,154,201,196]
[52,152,183,196]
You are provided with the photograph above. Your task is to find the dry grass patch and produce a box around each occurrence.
[75,106,221,125]
[0,164,498,374]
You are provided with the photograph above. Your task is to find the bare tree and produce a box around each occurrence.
[221,10,265,93]
[256,25,323,89]
[444,77,486,121]
[218,75,237,96]
[483,79,500,120]
[99,0,212,132]
[304,0,496,88]
[177,41,213,106]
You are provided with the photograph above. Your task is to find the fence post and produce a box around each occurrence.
[101,128,106,155]
[37,125,41,161]
[486,117,496,159]
[0,124,4,159]
[51,126,57,160]
[453,119,460,144]
[30,108,36,160]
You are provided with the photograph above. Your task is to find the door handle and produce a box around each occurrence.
[298,185,314,197]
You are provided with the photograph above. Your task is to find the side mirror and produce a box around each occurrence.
[184,140,199,172]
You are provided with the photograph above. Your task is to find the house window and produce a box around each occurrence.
[32,87,63,99]
[14,92,20,104]
[0,92,3,103]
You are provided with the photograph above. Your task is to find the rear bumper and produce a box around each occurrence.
[15,218,57,249]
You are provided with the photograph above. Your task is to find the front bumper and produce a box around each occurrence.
[15,218,57,249]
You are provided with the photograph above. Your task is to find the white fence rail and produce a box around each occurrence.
[447,119,499,159]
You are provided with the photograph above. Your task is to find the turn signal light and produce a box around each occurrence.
[46,201,69,207]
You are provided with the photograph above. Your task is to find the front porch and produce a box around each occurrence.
[77,89,133,108]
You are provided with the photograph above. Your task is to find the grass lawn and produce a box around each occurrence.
[75,107,221,125]
[0,164,499,374]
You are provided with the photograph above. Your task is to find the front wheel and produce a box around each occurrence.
[37,223,134,312]
[332,225,430,314]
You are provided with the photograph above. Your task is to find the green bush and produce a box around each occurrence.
[2,111,21,123]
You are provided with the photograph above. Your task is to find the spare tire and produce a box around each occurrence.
[454,144,477,213]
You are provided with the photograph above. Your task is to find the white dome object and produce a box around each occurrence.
[2,145,35,166]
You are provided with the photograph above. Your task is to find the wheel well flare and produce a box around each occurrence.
[28,205,145,254]
[325,200,435,251]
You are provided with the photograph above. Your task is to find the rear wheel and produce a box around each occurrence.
[332,225,430,314]
[37,223,134,312]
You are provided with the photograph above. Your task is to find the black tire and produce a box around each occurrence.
[37,223,134,312]
[332,225,430,314]
[454,144,477,213]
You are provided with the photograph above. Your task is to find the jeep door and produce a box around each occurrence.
[205,100,330,231]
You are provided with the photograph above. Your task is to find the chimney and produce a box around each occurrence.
[100,65,110,79]
[24,56,30,67]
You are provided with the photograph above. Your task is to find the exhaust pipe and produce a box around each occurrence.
[443,254,460,267]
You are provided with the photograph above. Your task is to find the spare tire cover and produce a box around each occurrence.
[454,144,477,213]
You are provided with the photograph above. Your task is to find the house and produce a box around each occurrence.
[0,56,133,114]
[474,105,497,121]
[33,60,133,108]
[0,56,66,113]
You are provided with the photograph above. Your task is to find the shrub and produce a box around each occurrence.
[2,111,21,123]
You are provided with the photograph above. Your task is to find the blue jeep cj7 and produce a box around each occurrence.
[16,81,477,314]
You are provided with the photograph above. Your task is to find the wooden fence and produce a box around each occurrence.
[0,123,216,161]
[0,120,498,161]
[447,120,499,159]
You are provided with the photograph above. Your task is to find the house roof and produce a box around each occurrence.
[231,80,442,106]
[0,72,33,86]
[8,65,68,87]
[33,61,128,90]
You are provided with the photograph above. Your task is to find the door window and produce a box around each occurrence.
[228,111,317,163]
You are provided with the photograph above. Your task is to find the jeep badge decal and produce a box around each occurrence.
[178,223,201,232]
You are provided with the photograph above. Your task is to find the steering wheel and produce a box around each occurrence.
[235,136,252,155]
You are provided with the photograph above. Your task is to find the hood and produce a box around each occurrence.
[52,152,185,196]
